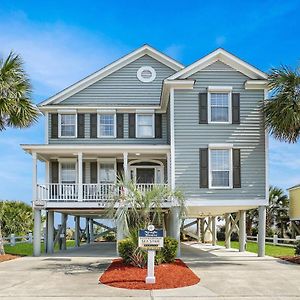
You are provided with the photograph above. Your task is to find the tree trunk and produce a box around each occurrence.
[0,224,5,255]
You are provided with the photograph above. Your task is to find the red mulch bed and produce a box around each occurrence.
[99,259,200,290]
[0,254,19,263]
[280,256,300,264]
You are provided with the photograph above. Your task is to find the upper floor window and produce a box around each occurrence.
[209,148,232,189]
[60,162,76,184]
[98,114,116,138]
[59,114,76,137]
[136,114,154,138]
[99,163,115,183]
[208,86,232,124]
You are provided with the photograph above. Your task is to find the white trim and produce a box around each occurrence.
[97,113,116,138]
[264,88,269,204]
[185,198,268,207]
[135,109,155,114]
[208,147,233,190]
[167,48,267,80]
[135,113,155,138]
[97,158,117,183]
[208,86,233,92]
[58,113,77,138]
[245,80,268,90]
[170,87,175,191]
[208,90,232,124]
[58,160,77,184]
[96,109,116,114]
[39,45,184,106]
[57,109,77,114]
[208,143,233,149]
[137,66,156,82]
[57,158,77,163]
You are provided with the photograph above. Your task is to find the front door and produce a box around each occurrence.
[136,168,155,184]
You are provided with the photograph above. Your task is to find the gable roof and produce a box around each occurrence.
[39,44,184,106]
[167,48,267,80]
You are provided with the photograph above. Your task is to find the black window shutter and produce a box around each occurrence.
[82,162,86,184]
[116,114,124,138]
[233,149,241,188]
[232,93,240,124]
[90,113,97,138]
[117,162,124,180]
[200,148,208,188]
[77,114,85,138]
[51,113,58,138]
[155,114,162,138]
[199,93,208,124]
[128,113,136,138]
[90,162,98,183]
[51,161,59,183]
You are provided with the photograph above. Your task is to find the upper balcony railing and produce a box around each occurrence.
[36,183,168,202]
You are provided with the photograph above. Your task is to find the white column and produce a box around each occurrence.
[33,208,41,256]
[89,219,94,242]
[170,207,181,256]
[86,218,90,244]
[170,88,175,191]
[32,152,37,202]
[167,152,171,186]
[61,213,67,250]
[258,206,266,257]
[78,152,83,201]
[74,216,80,247]
[212,216,217,246]
[123,152,128,181]
[47,211,54,254]
[239,210,246,252]
[225,213,231,249]
[45,161,50,184]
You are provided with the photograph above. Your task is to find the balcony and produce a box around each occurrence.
[36,183,169,203]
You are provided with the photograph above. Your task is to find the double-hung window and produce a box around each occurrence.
[59,114,76,137]
[136,114,154,138]
[208,86,232,123]
[60,162,76,184]
[209,148,232,188]
[98,114,116,138]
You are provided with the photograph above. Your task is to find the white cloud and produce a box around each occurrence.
[0,14,128,100]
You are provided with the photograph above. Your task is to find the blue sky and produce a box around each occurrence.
[0,0,299,204]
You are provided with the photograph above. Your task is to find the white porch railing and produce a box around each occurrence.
[37,183,168,202]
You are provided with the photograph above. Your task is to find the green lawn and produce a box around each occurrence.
[217,241,295,257]
[4,240,76,256]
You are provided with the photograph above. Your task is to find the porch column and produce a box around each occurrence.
[89,218,94,242]
[78,152,83,201]
[33,208,41,256]
[225,213,231,249]
[212,216,217,246]
[123,152,128,181]
[47,211,54,254]
[32,152,37,202]
[116,218,125,254]
[200,218,205,243]
[258,206,266,257]
[61,213,67,250]
[170,207,181,256]
[239,210,246,252]
[86,218,90,244]
[74,216,80,247]
[167,152,171,186]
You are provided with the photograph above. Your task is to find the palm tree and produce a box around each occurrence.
[0,51,38,255]
[0,51,38,131]
[263,65,300,143]
[0,202,6,255]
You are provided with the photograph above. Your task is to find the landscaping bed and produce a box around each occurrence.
[279,256,300,264]
[0,254,19,263]
[99,258,200,290]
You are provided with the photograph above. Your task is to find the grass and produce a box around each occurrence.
[217,241,295,257]
[4,240,76,256]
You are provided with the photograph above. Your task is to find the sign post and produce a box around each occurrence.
[138,225,164,284]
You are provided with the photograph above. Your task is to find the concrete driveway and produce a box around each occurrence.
[0,241,300,299]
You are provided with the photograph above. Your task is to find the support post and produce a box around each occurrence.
[89,218,94,242]
[146,250,156,284]
[258,206,266,257]
[225,213,231,249]
[78,152,83,201]
[170,207,181,256]
[33,208,41,256]
[32,152,37,203]
[239,210,246,252]
[123,152,128,181]
[200,218,205,243]
[74,216,80,247]
[86,218,90,244]
[212,216,217,246]
[10,234,16,246]
[167,152,171,186]
[61,213,67,250]
[196,218,201,242]
[28,232,33,243]
[47,211,54,253]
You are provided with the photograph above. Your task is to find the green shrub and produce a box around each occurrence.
[161,237,178,263]
[295,241,300,255]
[118,239,135,264]
[103,233,116,242]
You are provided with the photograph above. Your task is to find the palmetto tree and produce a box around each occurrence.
[0,51,38,131]
[263,65,300,143]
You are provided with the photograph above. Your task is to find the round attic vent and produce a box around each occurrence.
[137,66,156,82]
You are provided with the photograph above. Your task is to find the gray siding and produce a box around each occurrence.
[60,55,175,106]
[174,67,265,201]
[48,113,169,145]
[203,60,236,71]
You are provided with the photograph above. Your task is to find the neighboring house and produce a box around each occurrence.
[22,45,268,257]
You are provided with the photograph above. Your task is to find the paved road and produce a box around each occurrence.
[0,241,300,299]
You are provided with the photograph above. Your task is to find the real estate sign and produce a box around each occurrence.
[138,227,164,250]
